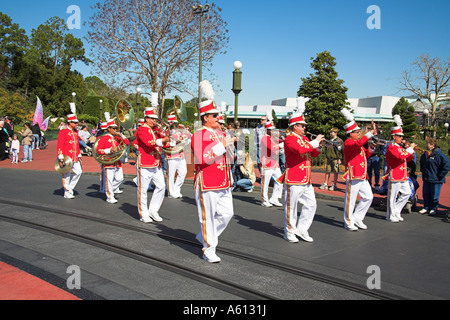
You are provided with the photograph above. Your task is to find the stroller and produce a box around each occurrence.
[378,162,419,214]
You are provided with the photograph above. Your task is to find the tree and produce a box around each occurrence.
[391,97,418,139]
[0,12,29,90]
[400,54,450,128]
[87,0,229,118]
[297,51,349,139]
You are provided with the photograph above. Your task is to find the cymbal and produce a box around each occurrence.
[54,155,73,174]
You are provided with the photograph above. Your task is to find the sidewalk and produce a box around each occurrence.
[1,140,449,213]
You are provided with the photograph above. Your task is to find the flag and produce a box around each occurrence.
[32,97,44,127]
[41,116,51,131]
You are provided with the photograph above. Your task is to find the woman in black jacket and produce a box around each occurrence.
[419,137,450,215]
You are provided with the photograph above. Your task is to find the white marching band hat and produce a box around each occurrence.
[390,115,404,136]
[341,108,360,133]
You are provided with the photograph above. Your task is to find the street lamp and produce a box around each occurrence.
[99,99,103,122]
[423,108,429,126]
[72,92,76,103]
[192,2,210,121]
[232,61,242,122]
[136,87,141,121]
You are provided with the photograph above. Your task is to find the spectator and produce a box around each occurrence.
[3,116,14,139]
[255,116,268,172]
[233,151,256,192]
[10,134,20,163]
[319,128,343,191]
[31,123,41,150]
[367,128,385,192]
[58,121,66,130]
[419,137,450,215]
[20,123,33,162]
[78,125,92,149]
[0,120,9,161]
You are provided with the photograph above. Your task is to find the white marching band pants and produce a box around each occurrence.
[343,179,373,228]
[195,181,234,257]
[387,179,411,221]
[261,167,283,204]
[103,166,124,201]
[137,166,166,219]
[283,183,316,235]
[167,158,187,197]
[62,161,82,196]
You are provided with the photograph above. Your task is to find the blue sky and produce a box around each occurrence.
[2,0,449,106]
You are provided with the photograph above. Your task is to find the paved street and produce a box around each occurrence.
[0,166,449,300]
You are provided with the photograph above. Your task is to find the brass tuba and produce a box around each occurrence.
[166,95,188,122]
[161,96,190,155]
[93,135,128,165]
[115,99,135,129]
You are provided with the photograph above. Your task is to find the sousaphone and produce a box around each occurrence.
[162,95,190,155]
[115,99,135,129]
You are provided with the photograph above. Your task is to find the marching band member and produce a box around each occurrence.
[135,105,170,223]
[191,80,234,263]
[97,120,108,194]
[260,121,283,207]
[341,108,376,231]
[132,119,144,187]
[385,115,416,222]
[95,117,130,204]
[166,120,188,199]
[57,112,82,199]
[278,111,324,243]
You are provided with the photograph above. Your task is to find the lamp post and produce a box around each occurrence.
[192,2,210,121]
[72,92,76,103]
[136,87,141,121]
[232,61,242,122]
[99,99,103,121]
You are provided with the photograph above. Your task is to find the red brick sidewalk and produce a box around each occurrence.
[0,262,80,300]
[1,140,449,213]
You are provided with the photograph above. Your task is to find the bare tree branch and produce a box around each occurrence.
[400,54,450,127]
[87,0,229,117]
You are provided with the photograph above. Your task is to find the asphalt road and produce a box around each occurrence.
[0,167,448,301]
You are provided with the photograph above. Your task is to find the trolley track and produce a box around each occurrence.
[0,213,276,300]
[0,197,407,300]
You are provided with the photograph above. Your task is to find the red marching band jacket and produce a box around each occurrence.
[261,134,280,169]
[164,130,185,160]
[95,133,130,168]
[342,136,373,181]
[135,124,166,168]
[384,143,414,182]
[57,128,81,162]
[191,127,231,191]
[278,133,321,185]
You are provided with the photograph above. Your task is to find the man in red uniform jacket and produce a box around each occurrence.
[191,97,234,263]
[96,118,130,204]
[260,122,283,207]
[135,107,170,223]
[278,112,323,243]
[385,119,415,222]
[341,110,376,231]
[57,113,82,199]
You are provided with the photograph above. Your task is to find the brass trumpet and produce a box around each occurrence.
[370,137,390,146]
[307,132,340,147]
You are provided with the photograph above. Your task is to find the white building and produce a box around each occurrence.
[223,95,447,128]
